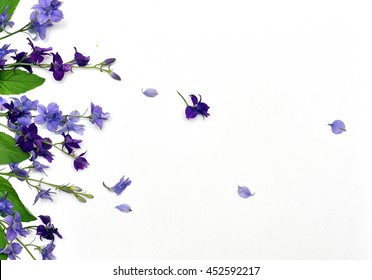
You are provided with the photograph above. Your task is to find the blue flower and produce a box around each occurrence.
[32,160,49,175]
[73,152,89,171]
[237,186,255,199]
[90,103,110,129]
[328,120,346,134]
[31,0,64,24]
[0,193,13,215]
[74,47,90,66]
[36,215,62,241]
[0,242,22,260]
[4,212,29,241]
[41,242,56,260]
[0,97,7,111]
[142,88,158,98]
[9,163,28,181]
[3,96,38,126]
[29,14,53,40]
[49,52,72,81]
[0,6,15,30]
[116,204,132,213]
[34,188,54,204]
[58,110,85,135]
[103,176,132,195]
[35,102,64,132]
[0,44,17,69]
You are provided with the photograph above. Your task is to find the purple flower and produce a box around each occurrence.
[90,103,110,129]
[328,120,346,134]
[31,0,64,24]
[49,52,72,81]
[9,163,28,181]
[116,204,132,213]
[35,102,63,132]
[0,44,17,59]
[34,188,54,204]
[16,123,41,152]
[237,186,255,199]
[74,47,90,66]
[32,137,54,163]
[11,52,33,73]
[3,96,38,126]
[4,212,29,241]
[142,88,158,98]
[58,110,85,135]
[27,38,52,64]
[29,15,53,40]
[0,193,13,215]
[62,133,82,154]
[185,94,210,119]
[73,152,89,171]
[103,176,132,195]
[41,242,56,260]
[32,160,49,175]
[36,215,62,241]
[0,242,22,260]
[0,6,15,30]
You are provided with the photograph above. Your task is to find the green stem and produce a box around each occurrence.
[16,237,36,260]
[176,91,189,106]
[0,22,33,41]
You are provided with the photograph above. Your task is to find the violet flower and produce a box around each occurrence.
[36,215,62,241]
[49,52,73,81]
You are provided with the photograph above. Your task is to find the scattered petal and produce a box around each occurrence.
[328,120,346,134]
[116,204,132,213]
[142,88,158,98]
[237,186,255,199]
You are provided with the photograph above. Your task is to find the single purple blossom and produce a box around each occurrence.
[237,186,255,199]
[29,15,53,40]
[16,123,41,152]
[0,193,13,215]
[0,6,14,30]
[0,242,22,260]
[9,163,28,181]
[27,38,52,64]
[3,96,38,126]
[34,188,54,204]
[142,88,158,98]
[185,94,210,119]
[35,102,63,132]
[73,152,89,171]
[41,242,56,260]
[103,176,132,195]
[32,160,49,175]
[49,52,72,81]
[4,212,29,241]
[74,47,90,66]
[57,110,85,135]
[0,44,17,59]
[31,0,64,24]
[116,204,132,213]
[90,103,110,129]
[36,215,62,241]
[32,137,54,163]
[328,120,346,134]
[62,133,82,154]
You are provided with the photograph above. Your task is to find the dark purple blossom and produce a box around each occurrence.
[0,242,22,260]
[237,186,255,199]
[34,188,54,204]
[4,212,29,241]
[9,163,28,181]
[142,88,158,98]
[62,133,82,154]
[0,6,14,30]
[0,193,13,215]
[73,152,89,171]
[32,137,54,163]
[185,94,210,119]
[3,96,38,126]
[49,52,72,81]
[35,102,63,132]
[103,176,132,195]
[27,38,52,64]
[74,47,90,66]
[90,103,110,129]
[16,123,41,152]
[116,204,132,213]
[11,52,33,73]
[41,242,56,260]
[31,0,64,24]
[36,215,62,241]
[328,120,346,134]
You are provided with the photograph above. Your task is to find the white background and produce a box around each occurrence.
[5,0,372,260]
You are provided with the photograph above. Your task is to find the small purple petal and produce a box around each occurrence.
[142,88,158,98]
[328,120,346,134]
[116,204,132,213]
[237,186,255,199]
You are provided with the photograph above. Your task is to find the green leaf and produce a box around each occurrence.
[0,132,30,165]
[0,70,45,95]
[0,230,8,260]
[0,0,20,22]
[0,176,37,222]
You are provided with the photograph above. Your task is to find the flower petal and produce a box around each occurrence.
[116,204,132,213]
[237,186,255,199]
